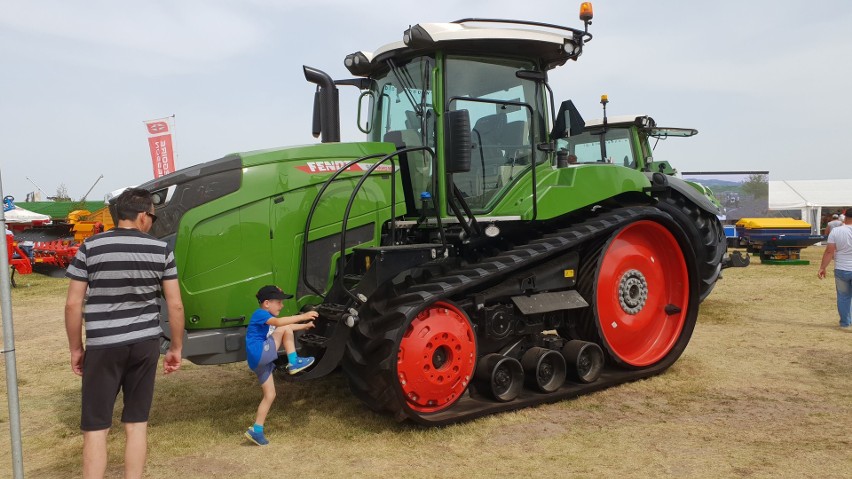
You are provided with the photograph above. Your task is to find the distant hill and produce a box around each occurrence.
[683,178,743,188]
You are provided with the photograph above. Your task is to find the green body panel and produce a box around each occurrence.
[175,138,651,330]
[175,141,402,330]
[488,163,651,219]
[684,180,723,211]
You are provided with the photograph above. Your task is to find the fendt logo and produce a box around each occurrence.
[296,161,392,174]
[146,121,169,135]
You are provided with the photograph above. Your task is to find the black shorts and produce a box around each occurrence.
[80,338,160,431]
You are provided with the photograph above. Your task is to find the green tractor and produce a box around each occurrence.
[559,109,728,299]
[137,7,727,424]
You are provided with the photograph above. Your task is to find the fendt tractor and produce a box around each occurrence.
[564,111,730,299]
[136,5,728,424]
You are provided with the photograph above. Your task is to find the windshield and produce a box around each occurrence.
[558,128,636,168]
[369,57,435,144]
[369,56,435,202]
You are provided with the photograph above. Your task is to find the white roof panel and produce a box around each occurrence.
[769,179,852,209]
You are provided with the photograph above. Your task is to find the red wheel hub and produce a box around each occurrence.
[396,302,476,413]
[596,220,690,367]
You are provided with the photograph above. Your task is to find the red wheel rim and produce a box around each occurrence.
[596,220,689,367]
[396,302,476,413]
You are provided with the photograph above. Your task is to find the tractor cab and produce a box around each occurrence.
[306,15,593,220]
[558,113,697,174]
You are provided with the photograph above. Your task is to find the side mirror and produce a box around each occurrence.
[444,109,471,173]
[551,100,585,139]
[303,65,340,143]
[311,91,321,138]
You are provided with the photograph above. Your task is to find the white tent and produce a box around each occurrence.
[4,206,52,226]
[769,180,852,234]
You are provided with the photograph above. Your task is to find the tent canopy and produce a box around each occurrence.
[769,180,852,234]
[770,180,852,210]
[4,206,52,225]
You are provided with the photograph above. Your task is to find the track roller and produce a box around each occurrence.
[562,340,604,384]
[521,347,567,393]
[475,353,523,402]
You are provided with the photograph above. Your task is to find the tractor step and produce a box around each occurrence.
[298,333,330,349]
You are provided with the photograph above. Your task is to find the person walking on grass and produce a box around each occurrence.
[65,187,185,479]
[818,213,852,330]
[244,285,318,446]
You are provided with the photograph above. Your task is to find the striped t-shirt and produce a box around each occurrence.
[66,228,178,350]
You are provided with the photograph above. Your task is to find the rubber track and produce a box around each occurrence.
[342,205,697,425]
[656,193,726,301]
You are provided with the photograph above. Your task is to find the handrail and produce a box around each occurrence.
[338,146,440,305]
[300,152,387,297]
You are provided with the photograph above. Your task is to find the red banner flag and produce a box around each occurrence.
[144,117,176,178]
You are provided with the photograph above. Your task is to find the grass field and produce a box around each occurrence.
[2,246,851,478]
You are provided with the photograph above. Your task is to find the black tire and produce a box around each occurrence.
[655,193,725,302]
[341,307,408,416]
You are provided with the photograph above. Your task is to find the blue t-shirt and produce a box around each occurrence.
[246,308,275,369]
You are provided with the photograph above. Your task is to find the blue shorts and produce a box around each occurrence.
[252,336,280,383]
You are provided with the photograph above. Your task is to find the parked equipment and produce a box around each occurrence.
[735,218,822,264]
[134,5,729,424]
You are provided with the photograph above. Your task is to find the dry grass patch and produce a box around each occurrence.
[3,246,852,478]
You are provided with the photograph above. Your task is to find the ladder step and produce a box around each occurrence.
[298,333,330,349]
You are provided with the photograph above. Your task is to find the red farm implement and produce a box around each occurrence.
[32,240,79,268]
[6,234,33,287]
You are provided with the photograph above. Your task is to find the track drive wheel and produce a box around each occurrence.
[394,302,477,414]
[580,219,698,368]
[343,301,477,420]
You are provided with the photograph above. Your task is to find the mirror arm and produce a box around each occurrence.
[537,141,556,153]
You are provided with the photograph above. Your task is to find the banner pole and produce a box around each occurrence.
[0,168,26,479]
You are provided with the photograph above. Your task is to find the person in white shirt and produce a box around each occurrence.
[825,214,843,236]
[818,214,852,329]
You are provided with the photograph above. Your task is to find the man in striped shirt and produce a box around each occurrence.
[65,187,184,479]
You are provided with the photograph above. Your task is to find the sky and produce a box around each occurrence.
[1,0,850,203]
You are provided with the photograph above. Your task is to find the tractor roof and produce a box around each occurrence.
[584,115,650,128]
[344,19,590,77]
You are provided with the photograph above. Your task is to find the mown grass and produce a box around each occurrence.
[2,246,852,478]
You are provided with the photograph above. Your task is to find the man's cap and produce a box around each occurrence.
[833,214,840,219]
[256,285,293,302]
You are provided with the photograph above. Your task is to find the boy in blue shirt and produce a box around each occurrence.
[244,285,318,446]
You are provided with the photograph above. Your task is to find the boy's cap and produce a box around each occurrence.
[256,285,293,302]
[833,214,840,219]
